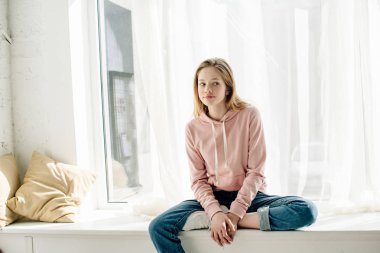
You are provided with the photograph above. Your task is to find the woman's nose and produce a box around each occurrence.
[205,84,213,93]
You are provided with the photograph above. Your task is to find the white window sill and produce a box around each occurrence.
[0,210,150,236]
[1,210,380,235]
[1,211,380,253]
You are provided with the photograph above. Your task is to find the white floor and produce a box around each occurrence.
[1,211,380,253]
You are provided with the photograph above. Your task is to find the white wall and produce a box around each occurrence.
[9,0,77,176]
[0,0,13,156]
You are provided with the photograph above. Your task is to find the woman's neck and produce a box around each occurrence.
[207,105,228,121]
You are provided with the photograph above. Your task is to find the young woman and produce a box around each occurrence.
[149,58,317,253]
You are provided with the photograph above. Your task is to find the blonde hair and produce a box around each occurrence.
[193,58,250,117]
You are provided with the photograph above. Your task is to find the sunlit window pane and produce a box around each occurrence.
[98,0,151,202]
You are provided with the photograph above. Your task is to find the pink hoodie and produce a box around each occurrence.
[185,106,267,219]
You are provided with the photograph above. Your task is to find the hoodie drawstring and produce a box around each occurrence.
[211,121,229,184]
[222,121,228,169]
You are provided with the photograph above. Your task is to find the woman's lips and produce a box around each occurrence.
[205,96,215,100]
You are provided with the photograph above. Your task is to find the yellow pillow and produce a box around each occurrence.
[0,154,20,227]
[7,151,96,222]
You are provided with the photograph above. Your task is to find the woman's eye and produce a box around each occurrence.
[213,82,219,85]
[199,83,205,86]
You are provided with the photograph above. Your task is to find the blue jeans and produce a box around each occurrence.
[149,191,318,253]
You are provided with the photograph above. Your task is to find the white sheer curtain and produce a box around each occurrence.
[131,0,380,215]
[318,0,380,213]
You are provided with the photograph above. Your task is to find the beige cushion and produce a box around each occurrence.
[0,154,20,227]
[7,151,96,222]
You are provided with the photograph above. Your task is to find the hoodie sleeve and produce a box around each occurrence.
[229,108,266,219]
[186,124,222,219]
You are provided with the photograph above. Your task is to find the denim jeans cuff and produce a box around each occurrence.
[257,206,271,231]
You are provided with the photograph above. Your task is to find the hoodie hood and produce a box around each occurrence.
[198,110,239,184]
[199,109,240,124]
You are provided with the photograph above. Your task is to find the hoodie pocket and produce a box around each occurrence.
[216,173,245,191]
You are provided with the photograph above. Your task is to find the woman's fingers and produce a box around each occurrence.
[226,218,236,232]
[211,230,223,247]
[225,218,237,239]
[221,227,232,243]
[218,230,229,245]
[211,228,231,246]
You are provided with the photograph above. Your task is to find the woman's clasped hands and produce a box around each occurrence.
[210,211,240,247]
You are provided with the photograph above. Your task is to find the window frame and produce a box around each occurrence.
[89,0,138,209]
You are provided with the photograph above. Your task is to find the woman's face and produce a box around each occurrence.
[197,67,228,110]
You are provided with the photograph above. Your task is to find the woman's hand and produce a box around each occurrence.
[210,212,236,246]
[226,212,240,239]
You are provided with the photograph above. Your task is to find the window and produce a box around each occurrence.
[97,0,152,203]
